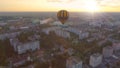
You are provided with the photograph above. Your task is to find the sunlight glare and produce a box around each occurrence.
[83,0,100,12]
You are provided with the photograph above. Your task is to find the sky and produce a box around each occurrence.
[0,0,120,12]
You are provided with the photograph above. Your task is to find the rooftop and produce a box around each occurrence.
[92,53,102,58]
[67,56,82,65]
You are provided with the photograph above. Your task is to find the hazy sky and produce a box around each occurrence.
[0,0,120,12]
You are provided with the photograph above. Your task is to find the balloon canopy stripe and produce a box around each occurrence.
[57,10,69,24]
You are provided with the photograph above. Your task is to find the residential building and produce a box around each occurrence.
[42,27,70,38]
[10,38,40,54]
[89,53,102,67]
[66,56,82,68]
[54,29,70,38]
[0,32,20,40]
[17,41,40,54]
[103,46,113,58]
[79,32,89,39]
[113,43,120,51]
[9,54,30,67]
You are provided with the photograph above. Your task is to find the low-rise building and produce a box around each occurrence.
[89,53,102,67]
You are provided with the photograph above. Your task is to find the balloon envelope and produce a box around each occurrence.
[57,10,69,24]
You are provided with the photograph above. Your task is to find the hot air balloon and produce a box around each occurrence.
[57,10,69,24]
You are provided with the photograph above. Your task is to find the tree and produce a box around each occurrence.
[0,39,9,66]
[35,62,49,68]
[102,41,112,47]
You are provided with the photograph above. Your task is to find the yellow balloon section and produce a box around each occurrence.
[57,10,69,24]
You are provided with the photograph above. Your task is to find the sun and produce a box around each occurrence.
[83,0,100,12]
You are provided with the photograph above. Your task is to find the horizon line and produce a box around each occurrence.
[0,11,120,13]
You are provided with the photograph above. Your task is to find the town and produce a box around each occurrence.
[0,13,120,68]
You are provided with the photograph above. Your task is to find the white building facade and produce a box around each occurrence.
[17,41,40,54]
[42,27,70,38]
[0,32,20,40]
[10,39,40,54]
